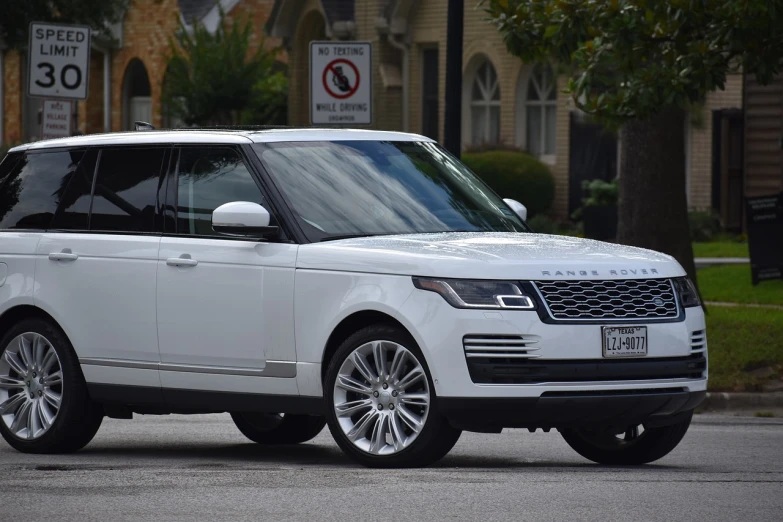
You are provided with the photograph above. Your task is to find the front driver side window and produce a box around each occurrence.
[176,147,270,236]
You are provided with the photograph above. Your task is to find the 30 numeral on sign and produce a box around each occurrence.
[35,63,83,90]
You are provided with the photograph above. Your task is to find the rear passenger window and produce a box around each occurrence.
[90,148,167,232]
[50,149,98,230]
[0,150,85,230]
[176,148,269,236]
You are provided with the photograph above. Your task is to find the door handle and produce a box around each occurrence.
[166,255,198,267]
[48,249,78,262]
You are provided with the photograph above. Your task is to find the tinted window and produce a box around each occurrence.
[90,148,167,232]
[0,150,86,230]
[176,148,267,236]
[50,149,98,230]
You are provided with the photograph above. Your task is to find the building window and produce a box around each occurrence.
[421,48,439,141]
[525,63,557,156]
[470,60,500,145]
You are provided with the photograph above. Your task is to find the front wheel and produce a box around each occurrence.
[324,324,461,468]
[560,413,693,465]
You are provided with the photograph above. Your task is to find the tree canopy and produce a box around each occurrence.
[0,0,128,49]
[484,0,783,124]
[163,10,287,127]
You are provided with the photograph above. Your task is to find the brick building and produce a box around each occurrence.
[1,0,278,141]
[2,0,754,225]
[267,0,744,221]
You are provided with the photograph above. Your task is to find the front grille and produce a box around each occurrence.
[466,354,706,384]
[533,279,678,321]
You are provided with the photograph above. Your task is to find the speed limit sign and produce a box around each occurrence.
[28,22,91,100]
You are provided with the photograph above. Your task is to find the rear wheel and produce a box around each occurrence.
[231,412,326,444]
[560,413,693,465]
[0,318,103,453]
[324,324,461,468]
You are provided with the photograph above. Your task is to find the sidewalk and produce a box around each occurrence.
[705,301,783,310]
[700,392,783,412]
[695,257,749,268]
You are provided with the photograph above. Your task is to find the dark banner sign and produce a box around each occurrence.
[746,193,783,285]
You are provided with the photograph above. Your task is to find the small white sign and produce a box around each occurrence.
[42,100,73,139]
[310,41,372,125]
[28,22,91,100]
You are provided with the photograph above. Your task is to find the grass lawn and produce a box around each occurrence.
[692,241,749,258]
[698,264,783,306]
[706,306,783,391]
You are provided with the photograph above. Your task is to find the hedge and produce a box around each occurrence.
[461,150,555,218]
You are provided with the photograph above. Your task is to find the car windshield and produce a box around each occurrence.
[252,140,529,242]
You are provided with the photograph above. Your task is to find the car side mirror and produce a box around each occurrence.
[503,198,527,222]
[212,201,278,239]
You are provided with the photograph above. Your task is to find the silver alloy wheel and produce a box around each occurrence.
[0,333,63,440]
[333,340,430,455]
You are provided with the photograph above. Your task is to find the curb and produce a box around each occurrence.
[699,392,783,411]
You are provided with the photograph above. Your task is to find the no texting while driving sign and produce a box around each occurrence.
[310,41,372,125]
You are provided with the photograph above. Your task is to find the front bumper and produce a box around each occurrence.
[397,288,708,401]
[439,388,706,432]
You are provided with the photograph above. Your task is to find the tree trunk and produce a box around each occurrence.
[618,106,697,282]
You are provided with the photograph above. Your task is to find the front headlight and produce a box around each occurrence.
[673,277,702,308]
[412,277,535,310]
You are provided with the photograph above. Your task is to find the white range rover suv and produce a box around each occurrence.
[0,128,706,467]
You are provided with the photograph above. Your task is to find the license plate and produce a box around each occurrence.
[602,326,648,358]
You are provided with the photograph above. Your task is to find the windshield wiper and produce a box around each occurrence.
[319,232,414,242]
[319,233,376,242]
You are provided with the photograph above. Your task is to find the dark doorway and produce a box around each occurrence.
[568,112,618,216]
[421,48,439,141]
[712,109,745,232]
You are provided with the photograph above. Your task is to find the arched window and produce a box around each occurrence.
[470,60,500,145]
[525,63,557,156]
[121,59,152,130]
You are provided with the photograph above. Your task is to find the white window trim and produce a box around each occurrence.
[468,59,501,145]
[516,63,557,164]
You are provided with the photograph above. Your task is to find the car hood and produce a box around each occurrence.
[296,232,685,280]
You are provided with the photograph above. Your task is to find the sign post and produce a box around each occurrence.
[28,22,91,100]
[310,41,372,125]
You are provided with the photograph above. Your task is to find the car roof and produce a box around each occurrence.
[8,128,435,153]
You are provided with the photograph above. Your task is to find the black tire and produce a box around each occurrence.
[560,413,693,465]
[324,324,461,468]
[0,318,103,453]
[231,412,326,444]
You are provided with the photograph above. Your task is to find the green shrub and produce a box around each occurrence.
[527,214,557,234]
[461,150,555,218]
[571,178,618,220]
[581,178,618,207]
[689,210,721,242]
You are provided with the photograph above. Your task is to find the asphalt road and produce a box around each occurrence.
[1,413,781,521]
